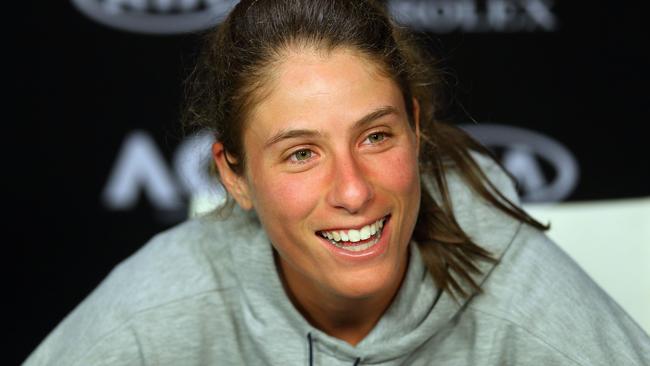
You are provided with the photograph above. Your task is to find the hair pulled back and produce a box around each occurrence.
[183,0,547,299]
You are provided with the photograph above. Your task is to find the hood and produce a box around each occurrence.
[226,154,522,364]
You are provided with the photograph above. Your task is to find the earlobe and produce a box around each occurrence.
[211,142,254,211]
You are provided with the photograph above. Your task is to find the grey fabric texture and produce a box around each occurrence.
[24,155,650,365]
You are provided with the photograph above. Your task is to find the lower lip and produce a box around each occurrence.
[317,216,391,262]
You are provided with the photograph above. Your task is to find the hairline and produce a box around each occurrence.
[231,43,412,174]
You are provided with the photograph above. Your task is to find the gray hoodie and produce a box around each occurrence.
[24,156,650,365]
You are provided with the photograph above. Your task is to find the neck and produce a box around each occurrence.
[275,251,408,346]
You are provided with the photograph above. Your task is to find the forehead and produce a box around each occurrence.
[245,48,406,137]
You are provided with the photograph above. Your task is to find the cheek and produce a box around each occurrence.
[250,168,322,229]
[372,147,420,194]
[250,170,325,267]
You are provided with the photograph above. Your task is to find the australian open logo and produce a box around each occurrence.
[71,0,238,34]
[461,124,579,203]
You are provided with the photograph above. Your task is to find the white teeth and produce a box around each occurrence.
[319,216,387,245]
[331,236,380,252]
[359,226,370,240]
[348,230,361,242]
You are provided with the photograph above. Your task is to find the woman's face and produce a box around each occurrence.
[236,48,421,301]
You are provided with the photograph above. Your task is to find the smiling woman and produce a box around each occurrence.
[24,0,650,365]
[212,49,423,344]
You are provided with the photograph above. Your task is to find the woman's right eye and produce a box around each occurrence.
[289,149,313,163]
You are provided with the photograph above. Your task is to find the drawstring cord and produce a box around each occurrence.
[306,332,361,365]
[307,333,313,366]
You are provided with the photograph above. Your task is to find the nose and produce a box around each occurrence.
[326,153,374,214]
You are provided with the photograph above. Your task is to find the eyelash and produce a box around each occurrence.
[285,131,391,165]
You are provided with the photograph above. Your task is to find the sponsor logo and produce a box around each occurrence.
[102,130,223,218]
[72,0,556,35]
[388,0,557,33]
[461,123,579,202]
[70,0,237,34]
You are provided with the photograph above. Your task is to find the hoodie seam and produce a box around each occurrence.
[465,307,587,366]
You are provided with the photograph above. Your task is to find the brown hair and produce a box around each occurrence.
[182,0,548,299]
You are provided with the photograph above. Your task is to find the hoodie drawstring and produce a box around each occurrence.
[307,333,314,366]
[306,332,362,366]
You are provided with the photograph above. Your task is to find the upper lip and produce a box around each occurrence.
[316,214,390,233]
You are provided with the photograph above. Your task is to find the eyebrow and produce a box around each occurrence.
[264,106,398,148]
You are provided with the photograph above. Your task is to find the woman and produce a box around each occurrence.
[25,0,649,365]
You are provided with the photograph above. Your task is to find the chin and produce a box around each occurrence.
[330,264,403,300]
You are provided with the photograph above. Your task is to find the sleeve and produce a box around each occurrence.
[23,321,144,366]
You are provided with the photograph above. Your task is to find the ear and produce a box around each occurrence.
[212,142,254,211]
[412,97,421,155]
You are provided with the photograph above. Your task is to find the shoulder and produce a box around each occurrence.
[100,208,261,308]
[467,224,650,365]
[102,216,238,311]
[24,212,259,365]
[439,152,650,364]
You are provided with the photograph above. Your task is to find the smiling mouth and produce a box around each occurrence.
[316,215,390,252]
